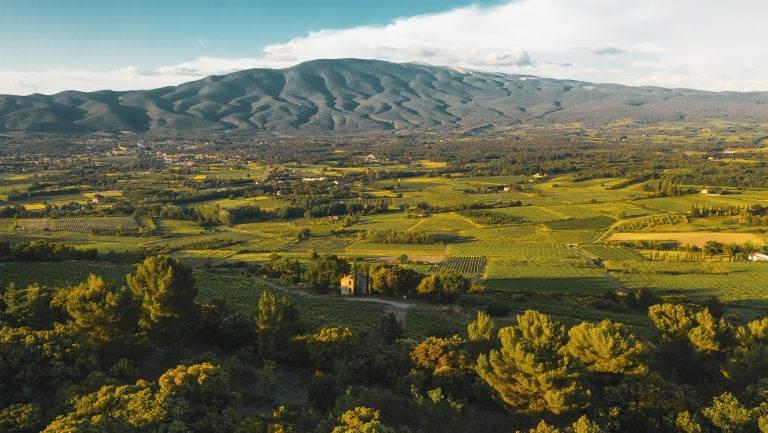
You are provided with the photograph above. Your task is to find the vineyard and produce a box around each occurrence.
[492,206,565,223]
[283,237,352,253]
[407,255,446,264]
[50,216,141,234]
[545,215,615,231]
[613,213,686,232]
[3,157,768,336]
[17,219,48,232]
[485,258,613,294]
[578,244,645,261]
[433,256,488,275]
[451,241,579,262]
[243,236,295,253]
[0,216,142,234]
[545,204,606,219]
[457,210,522,226]
[170,249,238,265]
[0,219,19,232]
[607,261,768,304]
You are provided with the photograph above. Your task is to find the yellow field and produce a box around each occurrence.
[157,219,202,235]
[22,202,47,210]
[416,160,448,169]
[607,231,766,247]
[90,190,123,197]
[368,190,398,198]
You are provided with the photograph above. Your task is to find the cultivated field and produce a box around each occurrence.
[433,256,488,276]
[4,150,768,328]
[606,231,766,247]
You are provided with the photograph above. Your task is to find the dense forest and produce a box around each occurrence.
[0,253,767,432]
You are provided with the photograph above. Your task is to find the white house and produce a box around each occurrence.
[748,252,768,262]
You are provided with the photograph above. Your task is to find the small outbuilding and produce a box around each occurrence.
[340,267,370,296]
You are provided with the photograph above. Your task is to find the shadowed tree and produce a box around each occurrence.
[0,403,43,433]
[257,290,281,357]
[2,283,58,329]
[723,317,768,383]
[379,312,404,344]
[303,253,347,293]
[127,255,197,336]
[65,275,140,345]
[648,303,733,383]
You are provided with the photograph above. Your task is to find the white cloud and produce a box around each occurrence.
[593,47,626,56]
[2,0,768,94]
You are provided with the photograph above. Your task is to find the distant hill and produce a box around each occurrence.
[2,58,768,134]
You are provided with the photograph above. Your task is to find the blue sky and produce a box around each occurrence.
[0,0,501,70]
[1,0,767,94]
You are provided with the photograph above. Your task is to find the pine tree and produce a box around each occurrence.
[331,407,394,433]
[379,312,404,344]
[467,311,495,342]
[701,393,752,433]
[257,290,281,356]
[65,274,140,346]
[723,317,768,383]
[563,320,647,376]
[126,255,197,335]
[476,310,583,414]
[570,416,605,433]
[526,420,560,433]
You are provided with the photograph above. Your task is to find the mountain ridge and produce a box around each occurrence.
[2,58,768,134]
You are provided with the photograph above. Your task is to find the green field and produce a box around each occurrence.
[4,157,768,327]
[433,256,487,276]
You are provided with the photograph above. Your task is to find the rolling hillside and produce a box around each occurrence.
[2,58,768,134]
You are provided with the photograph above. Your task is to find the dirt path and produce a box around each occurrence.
[257,278,416,323]
[343,296,414,322]
[406,217,431,231]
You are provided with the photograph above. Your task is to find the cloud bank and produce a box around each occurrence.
[3,0,768,94]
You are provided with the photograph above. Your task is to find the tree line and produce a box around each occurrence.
[262,253,469,301]
[2,253,767,432]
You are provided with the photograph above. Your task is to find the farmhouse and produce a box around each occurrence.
[340,272,370,295]
[748,252,768,262]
